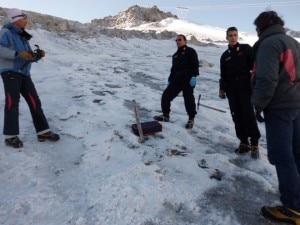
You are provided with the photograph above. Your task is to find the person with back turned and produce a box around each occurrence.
[251,10,300,224]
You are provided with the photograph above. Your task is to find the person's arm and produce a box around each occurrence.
[0,29,16,59]
[246,44,255,71]
[219,55,226,98]
[190,48,199,76]
[251,40,280,109]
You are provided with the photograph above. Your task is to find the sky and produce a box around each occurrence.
[1,0,300,32]
[0,19,283,225]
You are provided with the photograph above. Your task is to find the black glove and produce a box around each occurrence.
[219,90,226,99]
[37,49,45,58]
[255,106,265,123]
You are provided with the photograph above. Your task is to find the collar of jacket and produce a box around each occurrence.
[3,23,32,40]
[253,24,285,53]
[3,23,19,33]
[228,42,240,51]
[20,29,32,40]
[177,45,187,51]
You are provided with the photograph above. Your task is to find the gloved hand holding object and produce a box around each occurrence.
[18,51,34,61]
[36,49,45,58]
[33,44,45,59]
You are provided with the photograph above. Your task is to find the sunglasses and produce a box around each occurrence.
[11,14,27,20]
[176,39,183,42]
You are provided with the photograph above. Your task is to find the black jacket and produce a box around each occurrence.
[220,43,254,91]
[168,45,199,82]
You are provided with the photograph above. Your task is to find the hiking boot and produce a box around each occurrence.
[37,131,60,142]
[261,205,300,225]
[5,136,23,148]
[154,114,169,122]
[251,145,259,159]
[185,119,194,129]
[235,143,251,154]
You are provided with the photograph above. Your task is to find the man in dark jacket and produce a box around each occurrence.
[219,27,260,158]
[154,34,199,129]
[251,11,300,224]
[0,8,60,148]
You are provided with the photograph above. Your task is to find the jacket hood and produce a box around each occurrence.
[3,22,22,34]
[253,25,285,54]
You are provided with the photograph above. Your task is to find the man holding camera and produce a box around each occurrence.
[0,8,59,148]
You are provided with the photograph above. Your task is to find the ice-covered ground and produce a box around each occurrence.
[0,21,281,225]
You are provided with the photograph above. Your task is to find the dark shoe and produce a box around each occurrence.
[235,143,251,154]
[154,114,169,122]
[261,205,300,225]
[5,136,23,148]
[37,131,60,142]
[185,119,194,129]
[251,145,259,159]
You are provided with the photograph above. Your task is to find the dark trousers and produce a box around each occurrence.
[226,88,260,145]
[1,71,49,135]
[264,109,300,210]
[161,80,196,119]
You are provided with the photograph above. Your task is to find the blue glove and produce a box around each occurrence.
[190,76,197,87]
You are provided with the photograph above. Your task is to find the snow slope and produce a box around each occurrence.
[128,18,259,45]
[0,25,281,225]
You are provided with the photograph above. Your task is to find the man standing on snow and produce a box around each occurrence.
[219,26,261,158]
[154,34,199,129]
[0,8,60,148]
[251,11,300,224]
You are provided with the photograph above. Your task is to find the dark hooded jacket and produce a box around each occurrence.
[251,24,300,109]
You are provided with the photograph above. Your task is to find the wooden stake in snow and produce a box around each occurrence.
[132,100,144,143]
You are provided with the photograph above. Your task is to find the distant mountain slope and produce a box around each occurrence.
[0,5,299,45]
[287,28,300,38]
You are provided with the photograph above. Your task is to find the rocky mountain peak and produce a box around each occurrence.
[90,5,177,28]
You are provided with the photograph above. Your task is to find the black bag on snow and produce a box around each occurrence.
[132,121,162,136]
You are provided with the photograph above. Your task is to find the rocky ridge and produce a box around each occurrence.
[90,5,176,28]
[0,5,214,46]
[0,5,298,45]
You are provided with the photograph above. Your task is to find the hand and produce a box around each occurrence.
[190,76,196,87]
[219,90,226,99]
[255,106,265,123]
[18,51,35,61]
[37,49,45,58]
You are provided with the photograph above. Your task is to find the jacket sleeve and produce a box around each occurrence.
[219,54,226,90]
[251,40,280,109]
[0,29,16,59]
[246,44,255,72]
[190,48,199,76]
